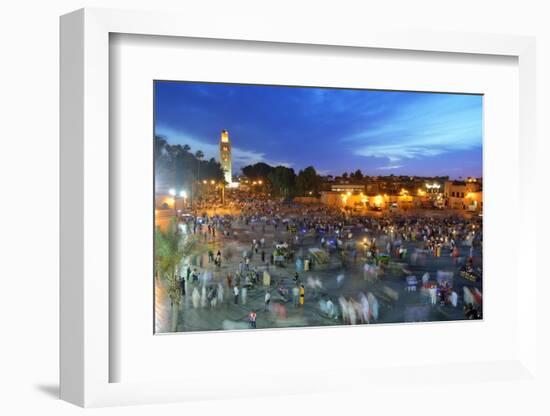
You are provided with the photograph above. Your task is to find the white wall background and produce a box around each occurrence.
[0,0,548,414]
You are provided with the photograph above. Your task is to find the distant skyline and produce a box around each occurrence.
[154,81,483,179]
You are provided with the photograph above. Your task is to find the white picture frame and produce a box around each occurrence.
[60,7,538,407]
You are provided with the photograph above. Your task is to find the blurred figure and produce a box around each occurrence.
[277,281,289,302]
[208,285,218,308]
[359,292,370,324]
[241,285,248,305]
[191,287,200,309]
[233,285,239,304]
[450,290,458,307]
[299,284,305,306]
[200,286,207,308]
[339,296,349,324]
[217,283,224,305]
[271,302,287,320]
[367,292,379,321]
[422,272,430,286]
[248,310,257,328]
[326,298,336,320]
[336,274,345,288]
[429,285,437,306]
[347,298,357,325]
[226,273,233,289]
[264,291,271,311]
[292,285,300,307]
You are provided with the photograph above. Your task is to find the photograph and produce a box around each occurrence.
[153,81,483,333]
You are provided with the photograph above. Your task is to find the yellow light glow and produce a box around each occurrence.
[163,197,175,207]
[211,180,215,185]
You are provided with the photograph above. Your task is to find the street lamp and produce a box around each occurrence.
[180,190,188,208]
[168,189,189,215]
[168,189,177,216]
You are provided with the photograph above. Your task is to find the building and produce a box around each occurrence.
[219,129,232,185]
[444,180,483,210]
[330,183,365,193]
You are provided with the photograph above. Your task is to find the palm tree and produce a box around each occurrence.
[156,223,184,300]
[167,145,184,190]
[195,150,204,182]
[155,219,208,331]
[154,135,168,181]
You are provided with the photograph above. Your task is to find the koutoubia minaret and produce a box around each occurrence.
[219,129,232,185]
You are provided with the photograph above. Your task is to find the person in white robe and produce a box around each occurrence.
[191,287,200,309]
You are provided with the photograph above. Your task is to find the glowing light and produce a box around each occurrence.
[168,188,176,196]
[180,190,187,198]
[221,130,229,143]
[211,180,215,185]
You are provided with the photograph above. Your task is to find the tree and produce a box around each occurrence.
[166,144,185,191]
[267,166,296,196]
[353,169,364,181]
[155,135,168,160]
[241,162,275,179]
[296,166,321,195]
[155,221,184,313]
[342,172,348,179]
[155,220,207,331]
[195,150,204,181]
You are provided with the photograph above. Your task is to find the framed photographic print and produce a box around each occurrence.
[152,81,484,334]
[60,7,538,408]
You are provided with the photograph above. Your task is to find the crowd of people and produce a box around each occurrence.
[171,192,483,331]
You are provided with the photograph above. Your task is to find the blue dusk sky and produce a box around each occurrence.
[154,81,483,178]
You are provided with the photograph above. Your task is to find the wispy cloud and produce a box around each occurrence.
[342,94,483,163]
[376,164,403,170]
[154,82,483,178]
